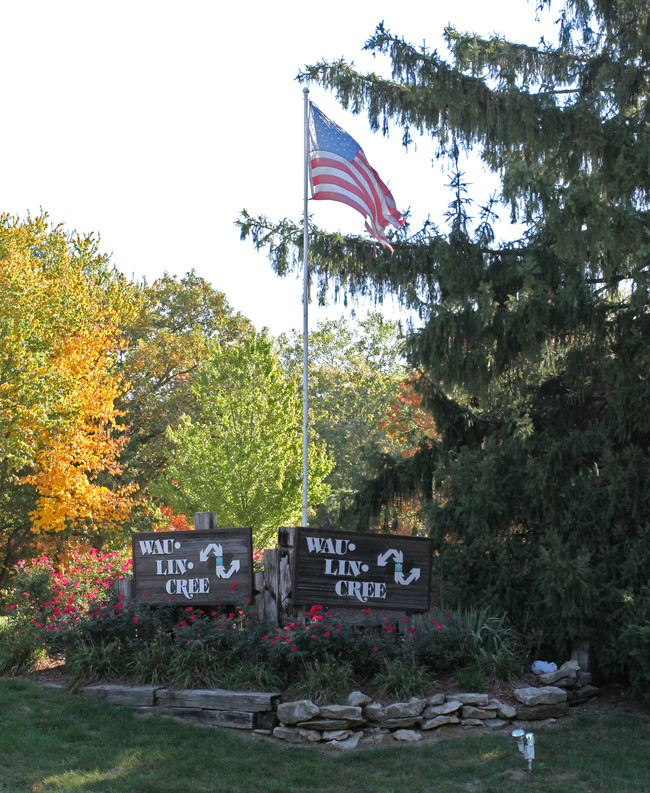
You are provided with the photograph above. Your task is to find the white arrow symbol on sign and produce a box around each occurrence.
[377,549,403,566]
[395,568,421,586]
[216,560,241,579]
[199,543,223,562]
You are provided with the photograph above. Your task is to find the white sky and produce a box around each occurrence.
[2,0,557,335]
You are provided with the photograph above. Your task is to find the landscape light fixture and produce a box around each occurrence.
[511,728,535,773]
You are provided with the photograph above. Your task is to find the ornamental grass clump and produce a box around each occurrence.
[288,658,357,705]
[373,656,438,701]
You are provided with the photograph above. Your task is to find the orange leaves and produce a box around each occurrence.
[381,380,440,457]
[23,330,136,534]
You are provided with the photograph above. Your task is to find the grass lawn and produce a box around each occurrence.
[0,678,649,793]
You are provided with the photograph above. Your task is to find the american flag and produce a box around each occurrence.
[308,102,405,252]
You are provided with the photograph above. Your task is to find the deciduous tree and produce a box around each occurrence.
[118,271,251,493]
[154,330,333,546]
[0,215,135,586]
[277,314,408,526]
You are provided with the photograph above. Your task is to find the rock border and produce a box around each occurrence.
[71,660,598,749]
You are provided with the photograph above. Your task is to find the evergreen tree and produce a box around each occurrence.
[240,1,650,691]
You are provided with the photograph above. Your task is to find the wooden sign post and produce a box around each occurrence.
[132,527,253,607]
[292,528,432,612]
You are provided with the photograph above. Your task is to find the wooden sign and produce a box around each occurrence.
[292,528,432,612]
[132,528,253,606]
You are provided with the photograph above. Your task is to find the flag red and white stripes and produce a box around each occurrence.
[307,102,405,251]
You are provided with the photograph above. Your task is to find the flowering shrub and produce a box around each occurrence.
[2,547,530,695]
[5,548,131,644]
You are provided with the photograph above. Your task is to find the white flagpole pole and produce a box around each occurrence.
[301,86,310,527]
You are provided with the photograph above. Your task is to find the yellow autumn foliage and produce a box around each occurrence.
[0,214,136,553]
[22,324,136,533]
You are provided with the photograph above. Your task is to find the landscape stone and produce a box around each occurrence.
[421,714,460,730]
[385,697,426,719]
[461,718,485,727]
[364,703,388,722]
[422,700,462,718]
[486,719,510,729]
[489,699,517,720]
[554,676,581,688]
[393,729,422,742]
[273,726,304,743]
[328,731,362,751]
[454,693,489,706]
[299,728,322,742]
[540,660,580,686]
[514,686,567,706]
[319,704,363,720]
[516,702,570,720]
[462,705,497,719]
[277,700,320,725]
[322,729,353,741]
[348,691,372,707]
[426,693,446,706]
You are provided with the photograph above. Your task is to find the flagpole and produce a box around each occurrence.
[301,86,310,528]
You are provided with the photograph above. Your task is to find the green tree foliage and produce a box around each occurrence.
[118,271,251,492]
[239,0,650,684]
[277,314,408,526]
[153,330,333,546]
